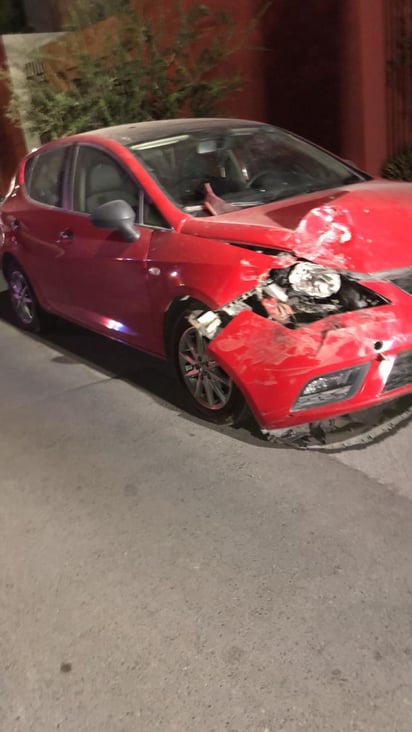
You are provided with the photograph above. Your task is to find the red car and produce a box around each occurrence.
[1,118,412,436]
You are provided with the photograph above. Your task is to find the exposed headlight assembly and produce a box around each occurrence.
[289,262,341,299]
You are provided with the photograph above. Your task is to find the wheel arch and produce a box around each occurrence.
[1,253,49,315]
[165,295,249,424]
[163,295,210,357]
[1,252,20,280]
[2,252,43,299]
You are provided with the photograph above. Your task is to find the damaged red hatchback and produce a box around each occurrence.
[1,118,412,436]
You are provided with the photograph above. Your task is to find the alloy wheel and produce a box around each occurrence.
[9,270,35,326]
[178,325,233,410]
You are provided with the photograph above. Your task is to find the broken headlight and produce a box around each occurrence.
[269,264,389,327]
[190,261,390,342]
[289,262,341,298]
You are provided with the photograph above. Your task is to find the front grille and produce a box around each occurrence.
[383,350,412,392]
[388,269,412,296]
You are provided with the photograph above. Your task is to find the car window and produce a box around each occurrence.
[143,196,169,229]
[25,146,69,207]
[129,127,369,213]
[73,146,139,215]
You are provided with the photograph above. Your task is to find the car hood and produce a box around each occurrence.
[180,181,412,274]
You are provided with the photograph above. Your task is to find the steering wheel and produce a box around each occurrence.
[246,170,282,190]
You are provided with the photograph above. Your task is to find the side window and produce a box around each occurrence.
[24,147,68,207]
[73,146,139,215]
[143,196,170,229]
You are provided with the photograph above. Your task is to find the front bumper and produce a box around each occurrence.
[207,301,412,431]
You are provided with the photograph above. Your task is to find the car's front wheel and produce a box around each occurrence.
[6,263,42,332]
[172,309,245,424]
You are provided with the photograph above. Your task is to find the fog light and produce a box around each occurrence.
[293,364,368,411]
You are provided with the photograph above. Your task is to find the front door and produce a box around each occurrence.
[60,145,155,351]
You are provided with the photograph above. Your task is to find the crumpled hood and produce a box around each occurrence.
[181,181,412,274]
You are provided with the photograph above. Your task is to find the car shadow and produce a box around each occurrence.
[3,285,410,453]
[0,288,270,448]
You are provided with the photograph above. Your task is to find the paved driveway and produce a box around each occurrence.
[1,275,412,732]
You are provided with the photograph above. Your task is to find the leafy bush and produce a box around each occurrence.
[4,0,264,140]
[382,146,412,182]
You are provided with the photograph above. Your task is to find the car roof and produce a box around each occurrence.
[76,117,269,145]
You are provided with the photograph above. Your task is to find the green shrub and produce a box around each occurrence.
[2,0,268,141]
[382,146,412,182]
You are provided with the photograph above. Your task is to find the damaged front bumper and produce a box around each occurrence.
[194,296,412,433]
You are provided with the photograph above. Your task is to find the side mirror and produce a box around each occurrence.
[90,199,140,242]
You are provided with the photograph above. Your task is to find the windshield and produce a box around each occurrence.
[128,126,369,216]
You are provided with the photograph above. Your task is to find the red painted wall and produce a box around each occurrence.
[198,0,268,122]
[260,0,343,153]
[197,0,388,173]
[340,0,387,174]
[257,0,387,174]
[0,0,389,195]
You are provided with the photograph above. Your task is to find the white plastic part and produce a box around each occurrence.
[289,262,341,299]
[189,311,222,339]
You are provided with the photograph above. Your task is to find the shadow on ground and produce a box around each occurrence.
[0,290,268,448]
[1,286,411,452]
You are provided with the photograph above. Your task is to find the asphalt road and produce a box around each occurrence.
[1,274,412,732]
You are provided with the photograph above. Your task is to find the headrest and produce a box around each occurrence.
[88,163,126,194]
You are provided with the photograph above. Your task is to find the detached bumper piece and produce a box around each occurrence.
[265,394,412,450]
[383,349,412,392]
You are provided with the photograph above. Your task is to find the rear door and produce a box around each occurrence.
[4,144,74,313]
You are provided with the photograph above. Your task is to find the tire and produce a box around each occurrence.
[172,308,246,424]
[6,262,42,333]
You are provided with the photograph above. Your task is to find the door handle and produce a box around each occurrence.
[57,228,74,242]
